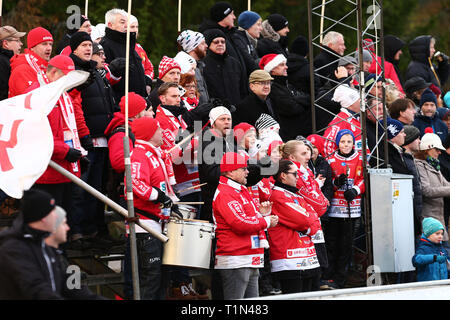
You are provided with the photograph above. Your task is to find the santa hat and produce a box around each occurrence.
[119,92,147,118]
[158,56,181,80]
[27,27,53,49]
[259,53,287,73]
[131,117,160,141]
[233,123,256,144]
[220,152,249,173]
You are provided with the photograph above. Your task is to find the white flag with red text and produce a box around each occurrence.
[0,70,89,198]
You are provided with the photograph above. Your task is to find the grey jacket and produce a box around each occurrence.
[415,158,450,241]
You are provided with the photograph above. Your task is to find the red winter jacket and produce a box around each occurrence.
[135,43,154,81]
[104,112,133,173]
[212,176,271,269]
[8,50,48,98]
[268,185,321,272]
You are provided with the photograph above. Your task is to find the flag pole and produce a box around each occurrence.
[84,0,88,17]
[123,0,141,301]
[178,0,182,33]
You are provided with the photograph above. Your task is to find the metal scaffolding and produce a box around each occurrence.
[307,0,390,282]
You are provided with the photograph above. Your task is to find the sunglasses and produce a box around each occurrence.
[285,171,298,177]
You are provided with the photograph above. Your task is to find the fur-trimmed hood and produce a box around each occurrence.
[261,19,280,42]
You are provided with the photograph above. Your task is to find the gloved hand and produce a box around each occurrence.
[65,148,82,163]
[73,68,96,92]
[436,255,447,263]
[80,135,94,151]
[80,156,90,174]
[153,187,173,208]
[334,173,348,188]
[170,204,184,220]
[344,188,358,202]
[109,57,126,78]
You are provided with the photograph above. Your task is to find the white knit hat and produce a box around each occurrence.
[177,30,205,53]
[332,84,360,108]
[419,133,446,151]
[174,51,197,74]
[209,106,231,125]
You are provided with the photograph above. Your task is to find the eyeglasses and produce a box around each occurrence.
[184,84,197,89]
[253,81,272,87]
[212,39,226,45]
[285,171,298,177]
[5,38,22,43]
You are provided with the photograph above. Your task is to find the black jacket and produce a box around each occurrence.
[313,45,341,87]
[287,53,320,95]
[234,91,277,127]
[70,53,117,137]
[203,50,247,106]
[100,27,147,100]
[384,35,406,86]
[198,129,264,222]
[309,155,334,203]
[199,20,248,78]
[269,75,312,140]
[405,35,449,90]
[0,214,103,299]
[148,78,164,112]
[403,152,423,236]
[0,47,13,100]
[231,29,260,76]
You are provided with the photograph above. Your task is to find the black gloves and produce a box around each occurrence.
[74,68,96,92]
[344,188,358,202]
[109,57,126,78]
[65,148,82,163]
[334,173,348,188]
[80,135,94,151]
[153,187,173,208]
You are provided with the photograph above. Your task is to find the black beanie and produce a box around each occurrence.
[70,31,92,51]
[21,189,56,224]
[267,13,288,32]
[291,35,308,56]
[204,28,226,47]
[68,14,89,35]
[210,2,233,23]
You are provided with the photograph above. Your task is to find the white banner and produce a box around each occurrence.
[0,70,89,198]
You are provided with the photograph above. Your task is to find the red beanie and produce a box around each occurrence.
[120,92,147,118]
[158,56,181,80]
[233,122,256,143]
[267,140,283,156]
[131,117,160,142]
[307,134,326,157]
[27,27,53,48]
[220,152,249,173]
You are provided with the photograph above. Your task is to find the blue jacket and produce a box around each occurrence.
[412,235,449,282]
[412,113,448,143]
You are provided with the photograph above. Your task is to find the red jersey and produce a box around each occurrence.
[135,43,154,81]
[268,185,321,272]
[327,150,365,218]
[212,176,271,269]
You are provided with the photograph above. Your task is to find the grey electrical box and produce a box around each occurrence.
[369,168,415,272]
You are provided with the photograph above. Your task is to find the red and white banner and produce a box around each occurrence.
[0,70,89,198]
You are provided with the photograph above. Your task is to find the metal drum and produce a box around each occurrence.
[162,219,215,269]
[176,204,197,220]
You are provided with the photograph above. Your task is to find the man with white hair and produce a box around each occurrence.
[100,8,147,100]
[314,31,346,87]
[177,29,210,105]
[322,84,366,157]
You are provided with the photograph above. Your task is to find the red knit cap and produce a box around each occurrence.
[220,152,249,173]
[120,92,147,118]
[158,56,181,80]
[233,122,256,143]
[27,27,53,48]
[131,117,160,142]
